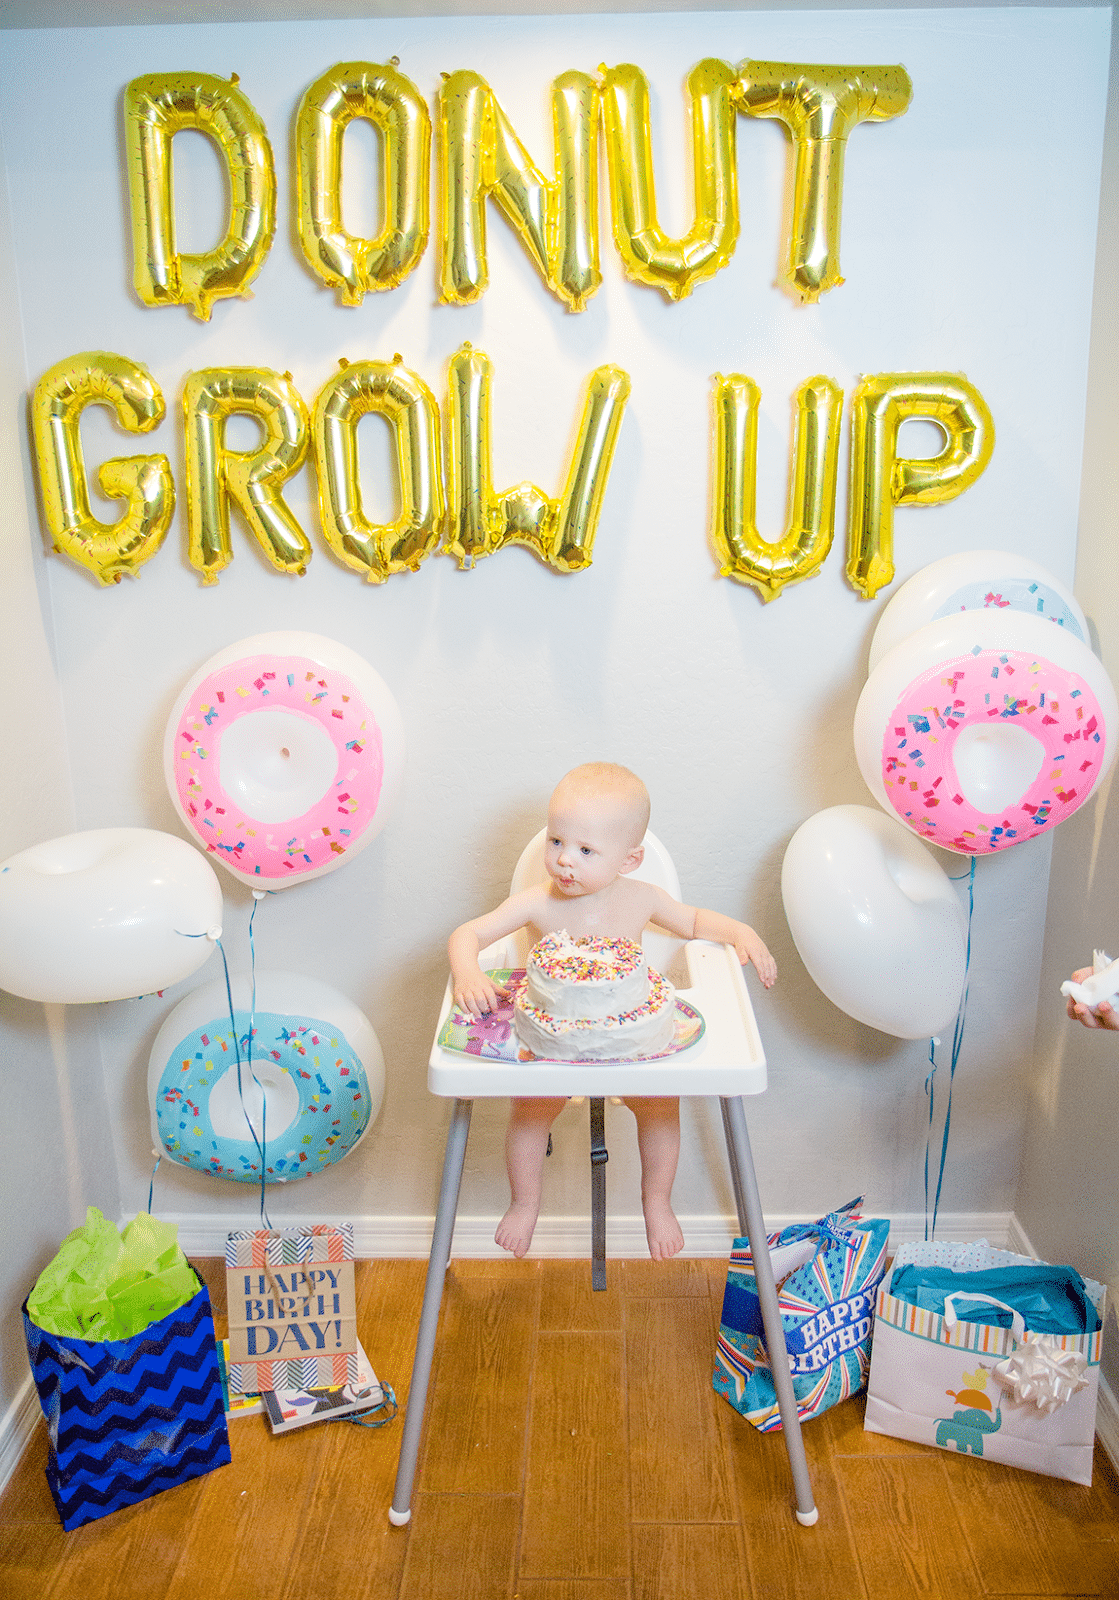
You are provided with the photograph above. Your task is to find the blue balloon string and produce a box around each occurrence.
[215,921,272,1230]
[925,856,977,1241]
[246,894,268,1228]
[175,902,273,1225]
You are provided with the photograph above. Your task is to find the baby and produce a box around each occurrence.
[448,762,776,1261]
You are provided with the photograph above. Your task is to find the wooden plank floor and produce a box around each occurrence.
[2,1257,1117,1599]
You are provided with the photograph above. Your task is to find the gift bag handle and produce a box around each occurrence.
[943,1292,1025,1341]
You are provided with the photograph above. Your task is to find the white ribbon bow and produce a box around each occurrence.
[992,1334,1088,1414]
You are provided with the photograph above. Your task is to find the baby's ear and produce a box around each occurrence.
[619,844,645,876]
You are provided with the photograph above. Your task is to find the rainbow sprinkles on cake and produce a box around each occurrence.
[512,931,677,1061]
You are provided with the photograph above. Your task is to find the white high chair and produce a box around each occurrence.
[389,829,818,1528]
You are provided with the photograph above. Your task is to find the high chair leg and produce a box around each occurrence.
[389,1096,473,1526]
[720,1095,819,1527]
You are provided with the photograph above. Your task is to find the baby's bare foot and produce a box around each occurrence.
[495,1202,538,1258]
[643,1196,684,1260]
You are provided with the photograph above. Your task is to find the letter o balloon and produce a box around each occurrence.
[164,632,405,888]
[0,828,222,1003]
[855,610,1117,855]
[781,805,967,1038]
[868,550,1088,672]
[148,970,384,1183]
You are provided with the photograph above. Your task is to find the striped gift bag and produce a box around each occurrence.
[713,1199,890,1431]
[864,1242,1104,1483]
[225,1223,358,1393]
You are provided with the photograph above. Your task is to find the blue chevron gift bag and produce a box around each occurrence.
[23,1275,231,1530]
[713,1199,890,1432]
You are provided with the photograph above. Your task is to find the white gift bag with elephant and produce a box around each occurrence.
[864,1243,1104,1485]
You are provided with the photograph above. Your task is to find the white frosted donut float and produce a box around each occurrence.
[148,970,384,1183]
[781,805,968,1038]
[164,632,405,889]
[855,610,1117,855]
[868,550,1088,672]
[0,828,222,1004]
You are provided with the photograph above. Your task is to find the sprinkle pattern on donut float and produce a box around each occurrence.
[153,1008,373,1182]
[171,655,384,880]
[881,647,1106,853]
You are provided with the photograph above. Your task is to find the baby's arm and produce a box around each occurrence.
[693,908,777,987]
[644,887,777,988]
[448,887,548,1016]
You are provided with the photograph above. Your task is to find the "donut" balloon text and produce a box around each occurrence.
[124,59,913,319]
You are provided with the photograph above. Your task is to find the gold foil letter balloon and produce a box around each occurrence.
[444,345,631,572]
[312,358,444,582]
[600,58,739,301]
[124,72,275,321]
[736,61,912,302]
[437,69,601,309]
[712,373,842,601]
[31,352,175,585]
[183,368,311,585]
[846,372,995,600]
[295,60,430,306]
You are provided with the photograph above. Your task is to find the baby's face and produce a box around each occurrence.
[544,789,643,898]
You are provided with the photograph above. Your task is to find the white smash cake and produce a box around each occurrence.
[513,930,677,1061]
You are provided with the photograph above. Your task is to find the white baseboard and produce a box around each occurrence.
[6,1208,1113,1495]
[0,1376,39,1496]
[159,1207,1021,1261]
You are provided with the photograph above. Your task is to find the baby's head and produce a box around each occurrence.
[550,763,649,844]
[545,764,650,895]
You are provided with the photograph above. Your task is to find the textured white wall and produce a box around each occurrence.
[0,10,1111,1305]
[1019,4,1119,1390]
[0,119,121,1437]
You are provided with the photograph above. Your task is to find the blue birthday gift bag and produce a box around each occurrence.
[713,1199,890,1431]
[23,1209,230,1530]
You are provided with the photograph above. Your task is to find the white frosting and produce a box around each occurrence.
[513,931,677,1061]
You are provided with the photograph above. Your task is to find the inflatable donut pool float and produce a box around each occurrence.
[781,805,968,1038]
[0,828,222,1003]
[855,610,1117,855]
[164,632,405,889]
[868,550,1087,672]
[148,970,384,1183]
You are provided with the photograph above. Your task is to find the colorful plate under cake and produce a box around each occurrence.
[437,969,705,1062]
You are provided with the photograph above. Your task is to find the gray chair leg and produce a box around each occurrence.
[389,1097,473,1526]
[719,1096,819,1527]
[719,1096,749,1234]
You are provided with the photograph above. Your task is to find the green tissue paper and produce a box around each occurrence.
[26,1207,199,1341]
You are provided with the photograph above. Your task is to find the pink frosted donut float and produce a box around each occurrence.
[164,632,405,888]
[854,610,1117,855]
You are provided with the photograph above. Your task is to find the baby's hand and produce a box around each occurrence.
[735,927,776,989]
[453,968,509,1019]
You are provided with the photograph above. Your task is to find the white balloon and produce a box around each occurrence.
[855,609,1118,855]
[868,549,1088,673]
[164,631,406,889]
[781,806,968,1038]
[148,970,384,1183]
[0,828,223,1003]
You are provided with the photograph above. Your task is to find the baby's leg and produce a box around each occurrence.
[497,1096,567,1257]
[623,1096,684,1260]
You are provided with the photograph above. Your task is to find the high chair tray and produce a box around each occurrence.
[428,939,767,1098]
[437,971,705,1062]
